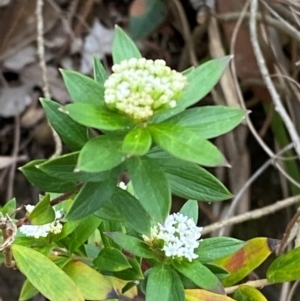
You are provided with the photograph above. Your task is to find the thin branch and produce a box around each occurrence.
[225,278,269,294]
[202,194,300,235]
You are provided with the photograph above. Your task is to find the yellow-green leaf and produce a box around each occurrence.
[214,238,279,287]
[19,279,38,301]
[63,260,114,300]
[12,245,84,301]
[185,289,235,301]
[233,285,267,301]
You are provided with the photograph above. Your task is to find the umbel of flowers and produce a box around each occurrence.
[104,58,187,120]
[143,213,203,262]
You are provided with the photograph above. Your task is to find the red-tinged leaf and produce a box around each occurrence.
[233,285,267,301]
[130,0,147,16]
[214,238,279,287]
[63,261,114,300]
[267,246,300,283]
[185,289,235,301]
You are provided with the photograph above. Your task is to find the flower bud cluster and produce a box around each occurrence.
[143,213,203,262]
[19,205,63,239]
[104,58,187,120]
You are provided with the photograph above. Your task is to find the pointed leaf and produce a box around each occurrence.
[180,200,198,223]
[112,25,142,63]
[78,135,125,172]
[20,159,76,193]
[12,245,84,301]
[169,269,185,301]
[66,103,134,131]
[112,257,144,281]
[146,266,173,301]
[94,247,132,272]
[28,194,55,225]
[19,279,39,301]
[233,285,267,301]
[93,56,108,83]
[167,106,246,139]
[267,246,300,283]
[106,232,156,259]
[40,98,88,151]
[122,127,152,156]
[173,260,225,294]
[185,289,235,301]
[127,156,171,222]
[214,238,279,286]
[60,69,104,106]
[1,197,16,215]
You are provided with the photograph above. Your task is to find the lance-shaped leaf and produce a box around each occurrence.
[93,56,108,83]
[149,123,227,167]
[63,260,114,300]
[19,279,39,301]
[12,245,84,301]
[146,266,173,301]
[214,238,279,287]
[112,257,144,281]
[78,135,125,172]
[106,232,156,259]
[122,127,152,156]
[61,69,104,106]
[127,156,171,223]
[233,285,267,301]
[185,289,235,301]
[28,194,55,225]
[179,200,198,223]
[41,99,88,151]
[38,152,110,182]
[94,247,132,272]
[195,237,245,263]
[156,157,232,201]
[166,106,246,139]
[65,103,134,131]
[1,197,16,215]
[112,25,142,64]
[173,260,225,294]
[20,159,76,193]
[267,246,300,283]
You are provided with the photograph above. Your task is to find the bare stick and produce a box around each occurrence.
[202,194,300,235]
[36,0,62,157]
[225,278,269,294]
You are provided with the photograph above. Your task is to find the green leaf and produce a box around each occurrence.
[127,156,171,222]
[159,158,231,201]
[111,188,151,235]
[267,246,300,283]
[195,237,245,263]
[40,99,88,151]
[28,194,55,225]
[166,106,246,139]
[1,197,16,215]
[112,25,142,64]
[146,266,173,301]
[106,232,156,259]
[214,238,279,286]
[94,247,132,272]
[78,135,125,172]
[168,270,185,301]
[129,0,167,40]
[179,200,198,223]
[149,123,227,167]
[122,127,152,156]
[60,69,104,106]
[185,289,235,301]
[112,257,144,281]
[19,279,39,301]
[12,245,84,301]
[66,178,116,220]
[152,56,233,122]
[66,103,134,131]
[63,260,113,300]
[233,285,267,301]
[20,159,76,193]
[173,260,224,294]
[93,56,108,83]
[38,152,109,182]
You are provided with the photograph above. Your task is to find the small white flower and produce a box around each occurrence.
[19,205,63,239]
[143,213,202,262]
[104,58,187,120]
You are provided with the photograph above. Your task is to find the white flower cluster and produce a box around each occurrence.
[19,205,63,239]
[143,213,203,262]
[104,58,187,120]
